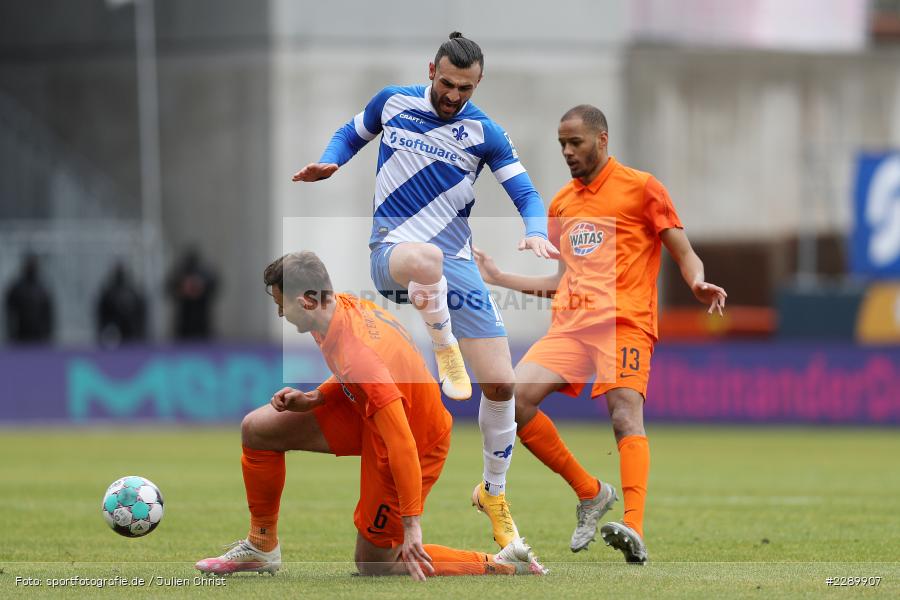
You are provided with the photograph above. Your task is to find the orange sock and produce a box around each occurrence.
[518,411,601,500]
[422,545,514,576]
[242,446,285,552]
[618,435,649,538]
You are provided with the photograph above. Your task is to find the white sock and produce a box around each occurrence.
[408,277,455,348]
[479,393,516,496]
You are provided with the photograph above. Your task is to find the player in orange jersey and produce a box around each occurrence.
[474,105,727,564]
[195,251,545,579]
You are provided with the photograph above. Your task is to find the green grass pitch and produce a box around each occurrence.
[1,424,898,599]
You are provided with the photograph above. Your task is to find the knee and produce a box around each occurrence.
[611,420,636,441]
[514,382,543,409]
[609,404,644,439]
[514,391,540,428]
[409,244,443,282]
[354,558,375,576]
[240,410,267,448]
[354,554,387,577]
[481,380,515,402]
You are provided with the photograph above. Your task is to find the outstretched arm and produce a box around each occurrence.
[292,87,392,183]
[290,119,361,182]
[292,163,339,182]
[660,227,727,315]
[473,245,565,297]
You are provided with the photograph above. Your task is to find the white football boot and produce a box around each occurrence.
[195,539,281,576]
[492,537,548,575]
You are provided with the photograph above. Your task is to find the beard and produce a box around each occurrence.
[430,88,460,118]
[571,146,601,179]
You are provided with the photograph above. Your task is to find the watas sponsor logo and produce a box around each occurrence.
[568,222,604,256]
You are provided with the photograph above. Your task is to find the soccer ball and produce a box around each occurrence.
[101,476,164,537]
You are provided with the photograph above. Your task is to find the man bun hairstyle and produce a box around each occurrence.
[435,31,484,71]
[561,104,609,134]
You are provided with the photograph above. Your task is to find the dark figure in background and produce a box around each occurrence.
[4,254,54,343]
[96,262,147,347]
[167,248,218,340]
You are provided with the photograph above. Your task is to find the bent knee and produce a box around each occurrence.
[612,421,645,440]
[355,557,391,577]
[355,559,375,576]
[240,413,256,446]
[408,244,443,280]
[481,381,515,402]
[610,409,644,439]
[514,382,544,408]
[240,408,271,448]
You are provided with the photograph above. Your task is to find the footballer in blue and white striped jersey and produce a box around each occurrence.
[294,39,555,552]
[317,84,548,261]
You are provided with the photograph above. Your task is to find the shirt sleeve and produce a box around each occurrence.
[341,340,405,417]
[643,176,683,235]
[371,399,422,517]
[484,123,548,239]
[318,86,393,166]
[316,376,344,403]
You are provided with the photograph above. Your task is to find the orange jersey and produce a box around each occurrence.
[548,156,682,339]
[314,294,452,450]
[313,294,452,516]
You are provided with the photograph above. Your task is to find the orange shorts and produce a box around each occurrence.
[521,322,655,398]
[313,395,450,548]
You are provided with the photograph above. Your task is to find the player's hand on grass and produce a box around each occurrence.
[692,281,727,316]
[400,516,434,581]
[472,246,502,285]
[291,163,339,182]
[270,387,324,412]
[518,236,560,259]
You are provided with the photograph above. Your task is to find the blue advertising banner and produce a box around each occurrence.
[851,152,900,277]
[0,345,303,423]
[1,343,898,425]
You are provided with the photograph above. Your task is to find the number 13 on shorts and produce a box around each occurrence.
[620,346,640,372]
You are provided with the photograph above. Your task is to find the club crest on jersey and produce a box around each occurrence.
[452,125,468,141]
[568,222,603,256]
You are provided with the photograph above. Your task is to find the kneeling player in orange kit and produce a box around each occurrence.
[195,251,546,579]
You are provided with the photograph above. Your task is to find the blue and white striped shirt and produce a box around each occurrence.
[319,84,547,260]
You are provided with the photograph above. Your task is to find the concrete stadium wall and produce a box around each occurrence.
[0,0,275,341]
[624,45,900,242]
[156,47,273,341]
